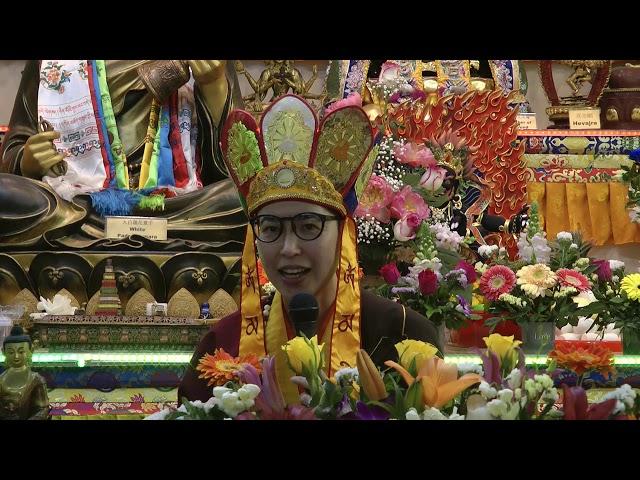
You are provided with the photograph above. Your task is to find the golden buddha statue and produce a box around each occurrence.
[0,60,247,249]
[0,326,50,420]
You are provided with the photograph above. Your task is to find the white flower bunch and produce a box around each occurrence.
[478,381,498,400]
[486,389,521,420]
[374,136,404,191]
[498,293,526,308]
[334,367,359,385]
[573,257,590,269]
[475,261,488,274]
[603,384,637,415]
[609,259,625,272]
[477,244,499,258]
[356,216,392,244]
[405,407,465,420]
[556,231,573,243]
[553,286,578,298]
[430,222,464,252]
[212,384,261,418]
[457,363,484,377]
[523,374,557,403]
[505,369,523,390]
[517,232,551,265]
[262,282,276,297]
[629,205,640,224]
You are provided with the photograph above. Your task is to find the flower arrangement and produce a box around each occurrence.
[146,333,638,421]
[480,229,596,330]
[376,222,476,330]
[615,148,640,224]
[575,258,640,352]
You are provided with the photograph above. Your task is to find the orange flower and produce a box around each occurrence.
[549,343,615,377]
[196,348,262,387]
[385,356,482,409]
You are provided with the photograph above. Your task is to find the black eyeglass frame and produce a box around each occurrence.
[249,212,342,243]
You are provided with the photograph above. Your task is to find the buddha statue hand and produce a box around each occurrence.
[187,60,229,126]
[508,205,529,234]
[187,60,227,86]
[21,130,64,179]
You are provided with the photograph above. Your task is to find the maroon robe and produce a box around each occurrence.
[178,289,443,403]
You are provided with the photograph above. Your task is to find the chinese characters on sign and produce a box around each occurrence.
[104,216,168,241]
[569,108,601,130]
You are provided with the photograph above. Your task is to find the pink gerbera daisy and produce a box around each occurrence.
[480,265,517,301]
[556,268,591,292]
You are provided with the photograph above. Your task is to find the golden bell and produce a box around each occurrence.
[137,60,190,104]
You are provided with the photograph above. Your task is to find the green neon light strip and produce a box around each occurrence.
[0,353,639,368]
[0,353,192,366]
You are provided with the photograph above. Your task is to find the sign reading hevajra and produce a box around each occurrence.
[569,108,601,130]
[105,216,168,241]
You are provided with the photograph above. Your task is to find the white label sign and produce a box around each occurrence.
[569,108,601,130]
[516,113,537,130]
[105,216,168,241]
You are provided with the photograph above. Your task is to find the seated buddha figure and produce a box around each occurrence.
[0,326,50,420]
[0,60,247,248]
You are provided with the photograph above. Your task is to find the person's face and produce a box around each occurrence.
[254,201,342,303]
[3,342,31,369]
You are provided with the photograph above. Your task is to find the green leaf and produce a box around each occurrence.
[405,379,424,413]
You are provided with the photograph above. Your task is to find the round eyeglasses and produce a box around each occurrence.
[250,213,341,243]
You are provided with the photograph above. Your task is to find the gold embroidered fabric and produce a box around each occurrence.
[528,181,640,245]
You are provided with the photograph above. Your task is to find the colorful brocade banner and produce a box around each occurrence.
[517,130,640,245]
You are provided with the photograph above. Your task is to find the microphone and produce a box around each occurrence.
[288,293,319,338]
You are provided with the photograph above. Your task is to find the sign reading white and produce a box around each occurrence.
[516,113,537,130]
[105,216,168,241]
[569,108,601,130]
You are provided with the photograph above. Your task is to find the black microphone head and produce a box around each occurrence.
[288,293,319,338]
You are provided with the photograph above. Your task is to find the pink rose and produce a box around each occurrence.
[390,185,430,221]
[324,92,363,115]
[354,174,393,223]
[419,167,448,192]
[393,142,436,169]
[393,212,422,241]
[379,263,401,285]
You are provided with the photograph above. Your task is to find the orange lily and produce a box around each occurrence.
[385,357,482,409]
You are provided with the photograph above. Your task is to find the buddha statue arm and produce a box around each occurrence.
[0,60,40,176]
[189,60,229,128]
[28,375,50,420]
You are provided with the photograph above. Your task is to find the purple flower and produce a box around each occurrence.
[239,356,316,420]
[391,286,417,295]
[456,295,471,316]
[592,259,612,282]
[342,401,390,420]
[629,148,640,164]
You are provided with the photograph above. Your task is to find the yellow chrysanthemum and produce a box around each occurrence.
[516,264,557,298]
[621,273,640,302]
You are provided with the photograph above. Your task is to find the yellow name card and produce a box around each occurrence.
[105,216,168,241]
[569,108,601,130]
[516,113,537,130]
